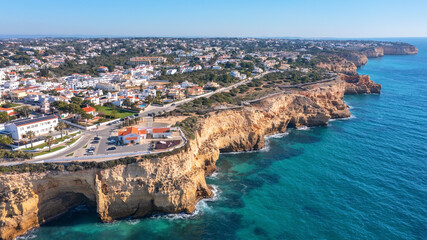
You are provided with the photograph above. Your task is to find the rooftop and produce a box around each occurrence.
[118,127,146,136]
[7,115,57,127]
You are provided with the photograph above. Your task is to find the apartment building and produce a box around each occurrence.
[5,115,58,140]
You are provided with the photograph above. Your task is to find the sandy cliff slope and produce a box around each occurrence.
[0,78,356,240]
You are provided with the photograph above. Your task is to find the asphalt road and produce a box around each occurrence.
[140,71,270,117]
[3,72,270,165]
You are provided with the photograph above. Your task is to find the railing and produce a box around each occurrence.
[32,127,189,164]
[60,118,120,130]
[11,129,81,150]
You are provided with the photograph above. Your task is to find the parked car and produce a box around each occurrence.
[107,147,116,151]
[92,140,99,144]
[94,137,100,140]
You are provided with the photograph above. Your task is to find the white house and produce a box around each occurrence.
[148,128,173,139]
[230,70,240,78]
[118,127,147,144]
[82,106,97,116]
[96,83,120,92]
[5,81,19,90]
[166,69,177,75]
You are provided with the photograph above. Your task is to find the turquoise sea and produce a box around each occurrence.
[21,39,427,240]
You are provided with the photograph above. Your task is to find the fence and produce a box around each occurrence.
[32,127,189,164]
[11,129,81,150]
[60,118,120,130]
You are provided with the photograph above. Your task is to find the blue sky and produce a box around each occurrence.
[1,0,426,38]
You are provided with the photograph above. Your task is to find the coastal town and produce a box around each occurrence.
[0,38,416,164]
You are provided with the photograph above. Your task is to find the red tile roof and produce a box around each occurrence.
[152,128,170,133]
[82,106,96,113]
[118,127,146,136]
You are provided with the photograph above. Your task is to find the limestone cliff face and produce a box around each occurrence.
[343,52,368,67]
[317,59,358,75]
[341,74,382,94]
[317,44,417,75]
[362,45,418,58]
[0,79,351,240]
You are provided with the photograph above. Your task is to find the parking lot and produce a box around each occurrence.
[96,135,150,155]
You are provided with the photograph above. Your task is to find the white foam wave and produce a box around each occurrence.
[15,229,38,240]
[222,131,289,155]
[207,171,219,179]
[240,183,248,195]
[266,132,289,139]
[296,126,310,131]
[336,115,357,121]
[125,219,140,225]
[150,185,220,220]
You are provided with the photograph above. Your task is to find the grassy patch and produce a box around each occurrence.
[66,153,74,157]
[67,137,80,145]
[83,145,88,149]
[96,106,135,119]
[23,136,71,150]
[34,146,66,157]
[174,116,199,140]
[1,102,20,108]
[69,131,80,137]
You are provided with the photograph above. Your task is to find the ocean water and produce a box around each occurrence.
[20,39,427,240]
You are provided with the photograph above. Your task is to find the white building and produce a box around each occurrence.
[166,69,177,75]
[0,71,5,80]
[230,70,241,78]
[118,127,147,144]
[96,82,120,92]
[5,81,19,90]
[5,115,58,140]
[148,128,172,138]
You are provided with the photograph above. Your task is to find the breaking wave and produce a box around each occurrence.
[150,185,221,220]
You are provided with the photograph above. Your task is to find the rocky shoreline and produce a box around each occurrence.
[0,45,417,240]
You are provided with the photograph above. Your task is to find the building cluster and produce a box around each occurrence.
[0,37,396,144]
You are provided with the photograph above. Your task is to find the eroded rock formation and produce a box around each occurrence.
[0,79,351,240]
[362,45,418,58]
[317,44,418,76]
[341,74,382,94]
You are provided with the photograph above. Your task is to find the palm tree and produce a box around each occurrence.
[45,136,55,152]
[0,135,13,147]
[55,121,67,138]
[26,131,36,148]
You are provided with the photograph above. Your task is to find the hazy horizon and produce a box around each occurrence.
[1,34,426,40]
[1,0,427,38]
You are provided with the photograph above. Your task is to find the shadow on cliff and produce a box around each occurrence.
[36,192,96,227]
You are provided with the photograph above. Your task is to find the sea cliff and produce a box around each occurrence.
[362,45,418,58]
[0,44,417,240]
[318,44,418,76]
[0,79,351,240]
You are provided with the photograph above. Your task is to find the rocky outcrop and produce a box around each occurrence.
[362,45,418,58]
[0,79,351,240]
[341,74,382,94]
[343,52,368,67]
[317,44,417,75]
[317,59,358,75]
